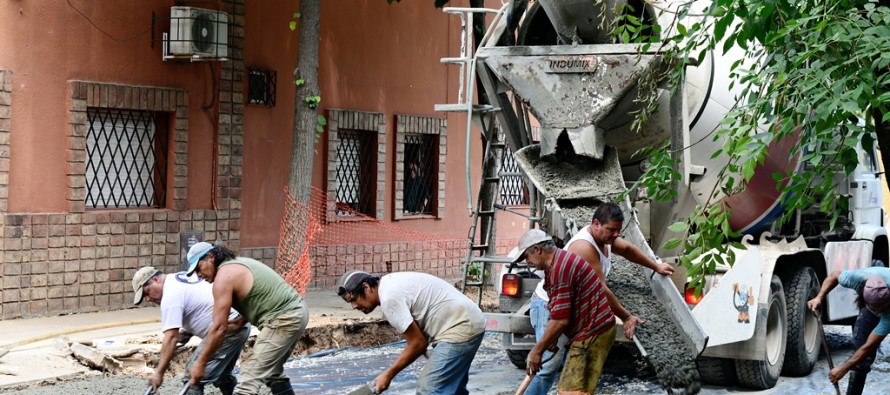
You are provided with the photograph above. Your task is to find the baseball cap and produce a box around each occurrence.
[864,276,890,306]
[132,266,160,305]
[514,229,552,263]
[185,241,214,276]
[337,270,371,296]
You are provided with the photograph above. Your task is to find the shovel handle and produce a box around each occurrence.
[143,385,154,395]
[514,374,533,395]
[813,311,842,395]
[179,382,190,395]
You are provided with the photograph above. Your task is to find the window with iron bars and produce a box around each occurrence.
[403,134,437,216]
[85,108,169,209]
[335,130,377,217]
[500,146,530,206]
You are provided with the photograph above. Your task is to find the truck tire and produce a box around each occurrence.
[697,356,737,385]
[506,349,529,369]
[735,275,787,389]
[781,266,820,376]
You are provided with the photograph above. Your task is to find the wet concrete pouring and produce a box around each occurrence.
[607,255,701,395]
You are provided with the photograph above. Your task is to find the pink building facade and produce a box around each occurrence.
[0,0,527,318]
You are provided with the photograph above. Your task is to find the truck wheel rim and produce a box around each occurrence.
[766,298,785,365]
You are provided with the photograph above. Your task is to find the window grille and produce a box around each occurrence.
[403,134,437,215]
[85,108,168,209]
[335,130,376,216]
[247,68,276,107]
[500,147,530,206]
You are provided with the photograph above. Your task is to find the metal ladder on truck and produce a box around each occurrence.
[435,5,535,306]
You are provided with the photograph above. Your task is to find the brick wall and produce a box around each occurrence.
[307,237,519,289]
[0,0,512,318]
[0,0,247,319]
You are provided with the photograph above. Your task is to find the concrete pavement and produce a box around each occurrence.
[0,289,372,390]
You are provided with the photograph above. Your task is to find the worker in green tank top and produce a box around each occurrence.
[184,242,309,395]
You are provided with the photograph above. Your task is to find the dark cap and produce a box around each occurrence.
[337,270,371,296]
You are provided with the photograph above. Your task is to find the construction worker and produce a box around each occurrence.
[518,228,616,395]
[525,202,675,395]
[185,242,309,395]
[808,267,890,395]
[337,270,485,394]
[132,266,249,395]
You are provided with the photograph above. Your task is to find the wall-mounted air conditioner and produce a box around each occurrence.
[166,6,228,60]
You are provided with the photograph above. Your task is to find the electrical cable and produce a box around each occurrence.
[66,0,150,42]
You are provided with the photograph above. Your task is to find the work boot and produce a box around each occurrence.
[269,381,295,395]
[846,370,867,395]
[216,379,236,395]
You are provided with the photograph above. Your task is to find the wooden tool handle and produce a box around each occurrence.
[514,374,533,395]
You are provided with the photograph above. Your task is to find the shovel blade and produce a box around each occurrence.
[346,383,376,395]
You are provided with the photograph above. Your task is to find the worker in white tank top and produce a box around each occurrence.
[537,203,675,340]
[526,203,675,395]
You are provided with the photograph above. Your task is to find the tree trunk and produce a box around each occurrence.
[282,0,321,271]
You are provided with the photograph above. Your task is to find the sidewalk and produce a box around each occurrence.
[0,289,374,390]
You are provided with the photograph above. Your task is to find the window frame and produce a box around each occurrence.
[67,82,187,213]
[326,109,387,222]
[394,114,446,220]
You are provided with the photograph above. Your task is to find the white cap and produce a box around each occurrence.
[514,229,552,263]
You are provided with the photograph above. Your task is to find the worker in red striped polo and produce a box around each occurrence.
[516,228,616,395]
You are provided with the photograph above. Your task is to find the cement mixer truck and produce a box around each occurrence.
[439,0,890,390]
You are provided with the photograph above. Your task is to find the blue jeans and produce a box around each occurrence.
[415,331,484,395]
[526,295,567,395]
[182,323,251,394]
[851,307,880,373]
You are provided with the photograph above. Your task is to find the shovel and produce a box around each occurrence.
[142,385,154,395]
[814,311,841,395]
[514,374,533,395]
[346,382,378,395]
[514,346,561,395]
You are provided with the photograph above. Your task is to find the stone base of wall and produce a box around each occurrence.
[0,210,237,319]
[305,238,519,289]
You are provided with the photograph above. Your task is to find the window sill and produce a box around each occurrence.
[331,214,376,222]
[397,213,437,221]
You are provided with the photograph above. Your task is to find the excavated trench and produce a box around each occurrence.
[3,290,500,394]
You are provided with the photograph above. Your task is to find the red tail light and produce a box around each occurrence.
[684,284,703,305]
[502,273,520,297]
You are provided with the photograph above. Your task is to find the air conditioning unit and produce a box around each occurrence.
[168,6,228,59]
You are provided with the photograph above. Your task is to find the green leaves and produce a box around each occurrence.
[289,12,301,32]
[304,95,321,109]
[315,115,327,142]
[627,0,890,289]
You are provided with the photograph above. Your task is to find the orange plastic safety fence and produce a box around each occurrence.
[277,186,481,293]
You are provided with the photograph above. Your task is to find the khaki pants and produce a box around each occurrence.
[557,325,616,395]
[234,299,309,394]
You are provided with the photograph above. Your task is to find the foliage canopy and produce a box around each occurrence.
[623,0,890,292]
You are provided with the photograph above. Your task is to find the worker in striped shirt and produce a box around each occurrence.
[515,228,616,395]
